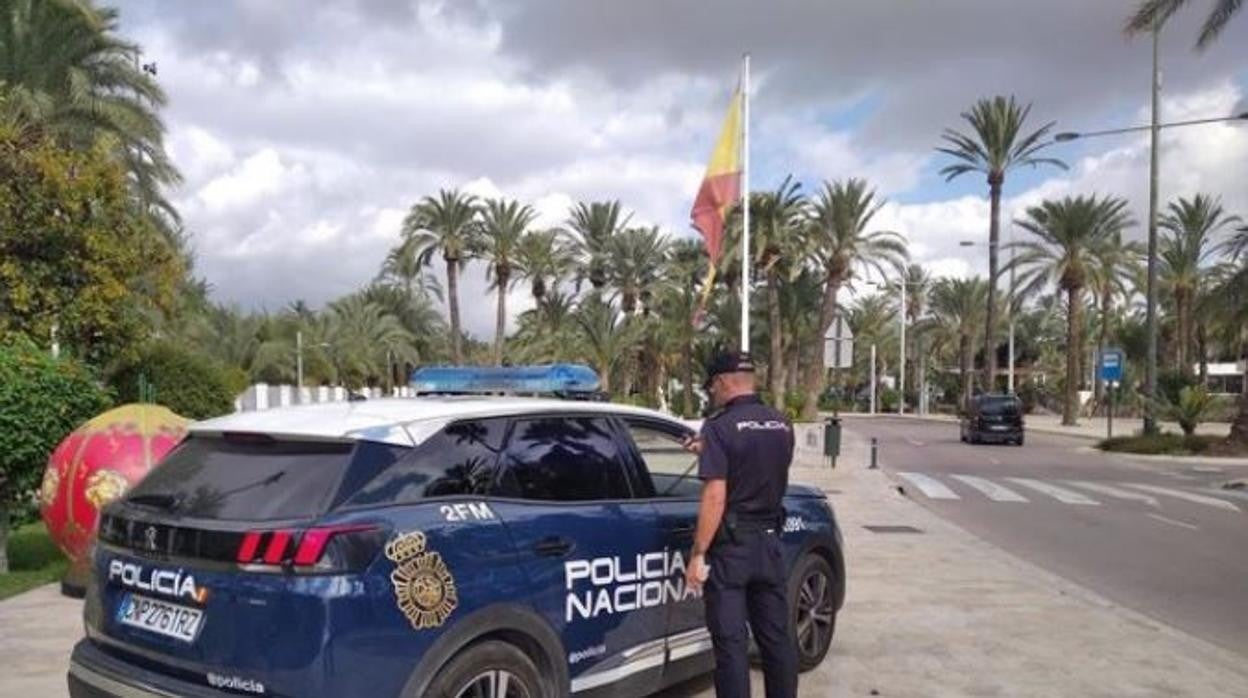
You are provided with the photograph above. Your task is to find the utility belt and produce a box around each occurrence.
[713,509,784,546]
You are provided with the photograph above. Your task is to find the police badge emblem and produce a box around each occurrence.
[386,531,458,630]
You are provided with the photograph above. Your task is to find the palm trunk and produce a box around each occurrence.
[802,276,842,419]
[1094,291,1110,408]
[960,333,972,411]
[1197,323,1209,384]
[1063,286,1082,426]
[767,271,784,409]
[1176,291,1190,374]
[984,175,1003,393]
[446,258,463,364]
[786,342,801,393]
[494,266,509,365]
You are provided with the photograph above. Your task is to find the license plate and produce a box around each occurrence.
[117,593,204,643]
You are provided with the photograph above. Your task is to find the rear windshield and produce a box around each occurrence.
[978,398,1021,415]
[126,436,365,521]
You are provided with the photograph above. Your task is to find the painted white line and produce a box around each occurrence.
[950,475,1029,502]
[1146,513,1199,530]
[1005,478,1101,505]
[896,472,960,500]
[1123,484,1241,513]
[1065,481,1159,507]
[988,457,1002,466]
[904,437,926,447]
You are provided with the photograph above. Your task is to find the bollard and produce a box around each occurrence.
[869,437,879,469]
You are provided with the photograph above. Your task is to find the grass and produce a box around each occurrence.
[0,520,68,601]
[1097,432,1223,456]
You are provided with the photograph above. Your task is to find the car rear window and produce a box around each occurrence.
[979,398,1021,415]
[126,436,358,521]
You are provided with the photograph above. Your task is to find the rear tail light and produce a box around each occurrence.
[235,524,384,574]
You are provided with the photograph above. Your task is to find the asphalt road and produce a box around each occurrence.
[848,416,1248,658]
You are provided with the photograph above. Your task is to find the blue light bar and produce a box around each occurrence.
[410,364,601,395]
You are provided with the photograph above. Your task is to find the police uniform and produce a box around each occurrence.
[698,354,798,698]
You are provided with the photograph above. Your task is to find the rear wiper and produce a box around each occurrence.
[126,493,181,511]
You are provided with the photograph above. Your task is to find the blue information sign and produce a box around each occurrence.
[1098,349,1124,383]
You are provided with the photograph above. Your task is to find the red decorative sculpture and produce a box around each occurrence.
[40,404,191,572]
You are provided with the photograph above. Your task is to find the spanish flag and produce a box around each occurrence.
[690,88,743,266]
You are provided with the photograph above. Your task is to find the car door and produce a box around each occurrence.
[488,414,668,698]
[616,417,715,685]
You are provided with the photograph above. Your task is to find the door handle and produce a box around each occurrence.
[533,536,574,557]
[667,523,695,535]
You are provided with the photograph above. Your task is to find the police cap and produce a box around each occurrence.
[703,349,755,389]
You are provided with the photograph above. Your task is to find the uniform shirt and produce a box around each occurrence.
[697,394,795,518]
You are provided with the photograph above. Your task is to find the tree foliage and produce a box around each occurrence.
[109,343,235,420]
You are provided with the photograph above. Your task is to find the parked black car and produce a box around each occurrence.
[960,394,1024,445]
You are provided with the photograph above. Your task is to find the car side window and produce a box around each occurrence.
[624,422,694,476]
[494,416,633,501]
[343,418,507,507]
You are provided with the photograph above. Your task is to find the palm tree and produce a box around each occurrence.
[1014,195,1133,425]
[565,200,630,292]
[402,189,481,364]
[751,176,809,408]
[938,95,1067,393]
[516,229,575,306]
[479,198,537,364]
[573,297,641,394]
[1158,194,1239,374]
[849,293,897,392]
[323,294,420,389]
[377,240,444,303]
[0,0,180,217]
[928,277,989,410]
[1089,231,1145,406]
[608,226,669,315]
[655,240,708,417]
[801,178,908,418]
[1126,0,1243,48]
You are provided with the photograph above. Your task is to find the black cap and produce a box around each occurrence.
[703,350,755,389]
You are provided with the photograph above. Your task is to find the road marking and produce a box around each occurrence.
[1004,478,1100,505]
[896,472,960,500]
[904,437,926,447]
[988,457,1002,466]
[1122,484,1241,512]
[1146,513,1199,530]
[1064,481,1159,507]
[950,475,1029,502]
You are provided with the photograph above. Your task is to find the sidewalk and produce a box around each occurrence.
[755,427,1248,697]
[846,411,1232,441]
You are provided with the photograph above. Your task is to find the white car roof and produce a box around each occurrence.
[190,396,694,446]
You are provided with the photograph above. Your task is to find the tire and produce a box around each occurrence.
[424,641,544,698]
[788,554,837,671]
[1016,435,1025,447]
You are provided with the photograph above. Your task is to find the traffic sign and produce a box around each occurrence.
[824,315,853,369]
[1098,349,1124,383]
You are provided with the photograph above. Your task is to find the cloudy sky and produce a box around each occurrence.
[114,0,1248,338]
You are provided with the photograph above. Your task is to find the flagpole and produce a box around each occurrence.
[740,53,751,353]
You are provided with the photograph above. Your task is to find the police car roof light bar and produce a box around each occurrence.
[409,364,602,396]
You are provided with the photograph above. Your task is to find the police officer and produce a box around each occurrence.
[684,350,797,698]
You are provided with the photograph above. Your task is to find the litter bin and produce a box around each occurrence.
[824,417,842,465]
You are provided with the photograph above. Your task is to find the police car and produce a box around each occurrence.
[69,365,845,698]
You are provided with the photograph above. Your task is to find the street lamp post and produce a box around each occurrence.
[870,278,924,414]
[1053,54,1248,433]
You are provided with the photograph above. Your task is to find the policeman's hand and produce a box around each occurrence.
[686,553,709,592]
[681,435,703,455]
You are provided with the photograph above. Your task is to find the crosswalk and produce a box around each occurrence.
[895,471,1242,513]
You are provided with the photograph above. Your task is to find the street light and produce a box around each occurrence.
[1053,101,1247,432]
[1053,111,1248,142]
[868,278,926,414]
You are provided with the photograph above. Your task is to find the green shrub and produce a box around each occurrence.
[109,343,235,420]
[1157,369,1199,406]
[0,336,112,572]
[1097,432,1219,455]
[1152,385,1217,436]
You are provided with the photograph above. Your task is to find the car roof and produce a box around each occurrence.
[190,396,693,446]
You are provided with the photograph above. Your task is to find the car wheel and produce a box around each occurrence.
[1016,436,1024,447]
[789,554,837,671]
[424,641,543,698]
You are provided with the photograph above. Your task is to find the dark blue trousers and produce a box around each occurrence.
[705,531,798,698]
